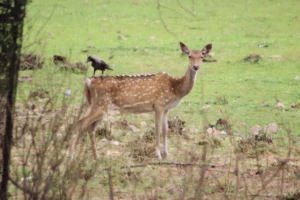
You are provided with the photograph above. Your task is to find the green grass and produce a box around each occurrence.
[20,0,300,130]
[14,0,300,198]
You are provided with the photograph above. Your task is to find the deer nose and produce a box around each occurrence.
[193,65,199,71]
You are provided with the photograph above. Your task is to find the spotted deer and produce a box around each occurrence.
[69,42,212,160]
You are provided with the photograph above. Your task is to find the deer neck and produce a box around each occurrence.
[177,66,197,98]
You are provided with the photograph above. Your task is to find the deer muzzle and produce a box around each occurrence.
[193,65,199,71]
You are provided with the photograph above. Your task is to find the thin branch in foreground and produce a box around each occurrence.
[176,0,199,20]
[234,154,240,200]
[104,161,226,171]
[159,4,185,17]
[22,3,57,50]
[157,0,178,40]
[9,177,40,197]
[251,128,295,199]
[207,170,230,200]
[194,144,208,199]
[107,168,114,200]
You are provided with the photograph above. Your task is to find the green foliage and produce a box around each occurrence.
[13,0,300,198]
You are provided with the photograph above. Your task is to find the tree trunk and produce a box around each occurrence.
[0,1,28,199]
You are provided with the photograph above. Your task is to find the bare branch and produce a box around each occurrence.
[107,168,114,200]
[157,0,178,39]
[176,0,199,20]
[194,144,208,199]
[103,161,226,171]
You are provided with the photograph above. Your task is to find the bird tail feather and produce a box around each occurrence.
[107,64,113,70]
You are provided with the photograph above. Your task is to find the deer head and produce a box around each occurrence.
[180,42,212,71]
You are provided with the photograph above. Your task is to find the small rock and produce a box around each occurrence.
[99,138,108,145]
[65,89,71,96]
[118,34,127,40]
[106,150,122,157]
[189,127,199,133]
[21,176,33,182]
[110,140,120,146]
[269,55,282,58]
[249,125,262,136]
[18,75,33,83]
[258,43,269,48]
[295,75,299,80]
[275,102,285,109]
[128,124,140,133]
[150,36,155,40]
[200,105,212,110]
[260,102,269,107]
[220,130,227,135]
[264,123,279,135]
[206,127,216,134]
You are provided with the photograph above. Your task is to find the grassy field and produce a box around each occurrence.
[11,0,300,199]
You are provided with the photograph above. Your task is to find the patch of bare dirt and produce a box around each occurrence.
[29,88,50,99]
[52,54,87,72]
[53,55,67,64]
[127,129,155,162]
[20,54,44,70]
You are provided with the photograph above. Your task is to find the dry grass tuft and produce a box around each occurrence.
[20,54,44,70]
[243,54,263,63]
[52,54,87,72]
[168,116,185,135]
[127,129,155,162]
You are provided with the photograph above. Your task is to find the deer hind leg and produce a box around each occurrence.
[155,109,164,160]
[69,107,106,161]
[88,121,100,159]
[162,110,169,158]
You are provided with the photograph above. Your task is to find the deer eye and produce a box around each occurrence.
[188,55,192,59]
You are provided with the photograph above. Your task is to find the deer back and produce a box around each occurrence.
[85,73,183,113]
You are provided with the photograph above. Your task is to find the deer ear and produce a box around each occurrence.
[180,42,190,55]
[202,44,212,55]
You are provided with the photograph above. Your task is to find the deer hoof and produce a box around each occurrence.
[155,148,162,160]
[162,151,169,159]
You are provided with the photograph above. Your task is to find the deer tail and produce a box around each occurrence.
[84,78,92,105]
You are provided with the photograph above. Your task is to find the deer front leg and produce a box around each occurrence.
[162,110,169,158]
[155,109,164,160]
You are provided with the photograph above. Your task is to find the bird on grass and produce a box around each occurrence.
[86,56,113,79]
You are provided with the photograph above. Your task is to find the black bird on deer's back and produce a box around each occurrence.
[86,56,113,79]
